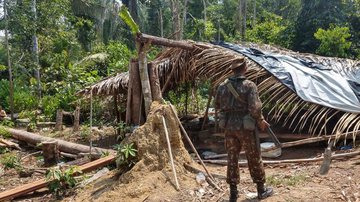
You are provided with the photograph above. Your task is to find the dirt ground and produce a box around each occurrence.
[1,104,360,202]
[58,147,359,202]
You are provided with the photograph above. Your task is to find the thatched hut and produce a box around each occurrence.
[79,35,360,142]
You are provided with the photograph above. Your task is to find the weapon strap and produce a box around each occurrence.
[225,81,246,105]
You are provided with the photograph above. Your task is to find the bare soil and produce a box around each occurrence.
[1,104,359,202]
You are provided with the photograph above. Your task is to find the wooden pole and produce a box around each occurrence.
[136,33,194,50]
[125,61,134,124]
[148,62,163,102]
[169,105,219,188]
[201,87,213,130]
[161,116,180,191]
[138,44,152,115]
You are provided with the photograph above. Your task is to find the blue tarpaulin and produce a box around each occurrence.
[216,42,360,114]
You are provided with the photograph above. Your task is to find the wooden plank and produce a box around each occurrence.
[0,155,115,201]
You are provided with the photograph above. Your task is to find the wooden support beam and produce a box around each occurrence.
[148,62,163,102]
[0,155,115,201]
[138,45,152,116]
[136,33,194,50]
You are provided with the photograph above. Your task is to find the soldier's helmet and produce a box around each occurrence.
[231,58,246,71]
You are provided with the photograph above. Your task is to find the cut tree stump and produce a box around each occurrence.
[42,141,59,166]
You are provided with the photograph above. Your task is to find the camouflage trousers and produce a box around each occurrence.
[225,129,265,185]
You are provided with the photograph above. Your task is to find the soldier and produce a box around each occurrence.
[215,58,273,201]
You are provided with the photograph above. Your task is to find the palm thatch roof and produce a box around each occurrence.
[77,72,129,97]
[79,41,360,140]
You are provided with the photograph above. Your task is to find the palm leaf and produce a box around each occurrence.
[119,6,140,35]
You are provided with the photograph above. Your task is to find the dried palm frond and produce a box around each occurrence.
[78,41,359,141]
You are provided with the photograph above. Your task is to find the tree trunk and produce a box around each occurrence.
[73,106,80,132]
[138,46,152,116]
[54,109,63,131]
[183,0,188,27]
[5,128,114,155]
[3,0,14,120]
[31,0,41,98]
[42,141,59,166]
[148,62,163,102]
[253,0,256,28]
[170,0,182,40]
[202,0,207,24]
[159,9,164,37]
[239,0,247,41]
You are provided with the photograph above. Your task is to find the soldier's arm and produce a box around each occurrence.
[247,82,264,125]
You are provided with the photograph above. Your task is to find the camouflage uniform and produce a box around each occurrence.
[215,75,265,185]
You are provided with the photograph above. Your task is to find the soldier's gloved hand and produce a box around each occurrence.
[258,120,270,131]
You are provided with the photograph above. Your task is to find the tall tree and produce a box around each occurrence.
[293,0,346,52]
[4,0,14,120]
[32,0,41,98]
[238,0,247,41]
[171,0,182,40]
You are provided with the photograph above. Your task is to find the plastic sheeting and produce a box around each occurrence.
[216,42,360,114]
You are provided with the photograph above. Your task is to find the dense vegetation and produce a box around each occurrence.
[0,0,359,124]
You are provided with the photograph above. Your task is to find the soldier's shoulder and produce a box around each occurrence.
[243,79,256,88]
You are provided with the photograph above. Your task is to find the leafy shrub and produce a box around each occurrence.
[0,126,11,138]
[314,25,352,58]
[0,153,21,169]
[46,166,83,197]
[114,143,137,168]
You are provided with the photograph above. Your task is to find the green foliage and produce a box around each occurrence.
[246,12,291,47]
[114,143,137,168]
[119,6,140,35]
[0,119,14,127]
[116,121,130,142]
[40,96,60,120]
[166,83,209,116]
[314,25,352,57]
[46,166,83,197]
[79,125,92,140]
[0,147,9,154]
[0,153,21,170]
[0,126,11,138]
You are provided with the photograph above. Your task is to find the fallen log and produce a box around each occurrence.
[0,138,21,150]
[0,155,115,201]
[4,128,115,155]
[200,150,360,166]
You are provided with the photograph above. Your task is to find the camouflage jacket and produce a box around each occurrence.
[215,75,264,130]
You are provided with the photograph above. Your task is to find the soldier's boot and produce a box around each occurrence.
[257,183,273,200]
[229,183,238,202]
